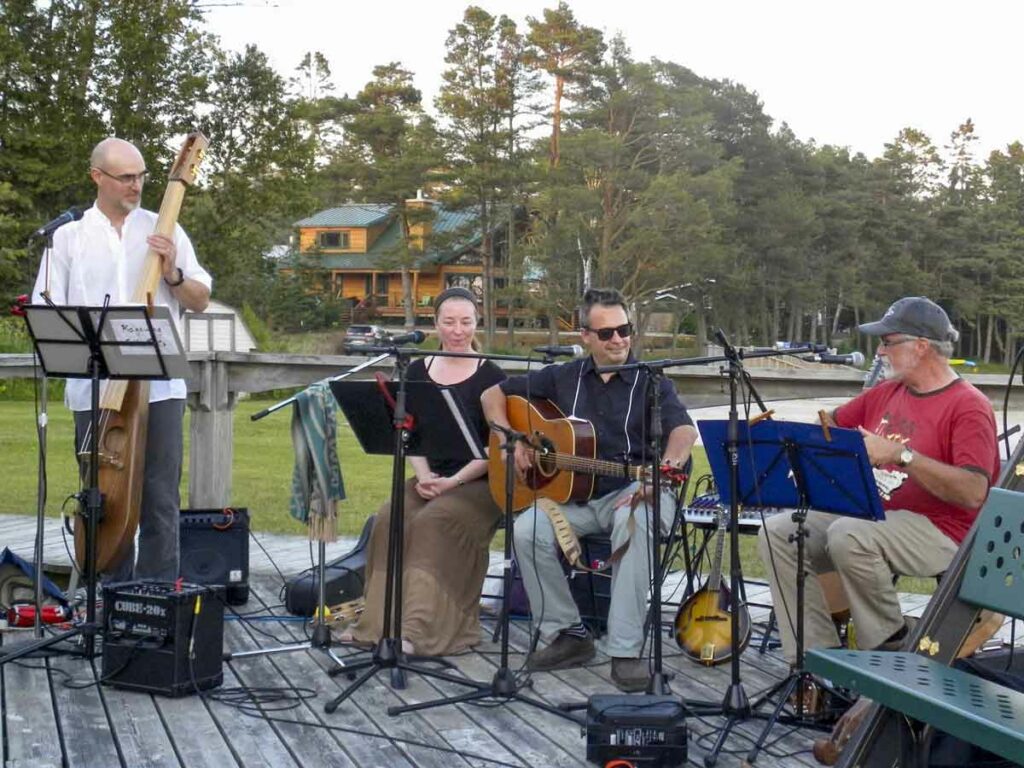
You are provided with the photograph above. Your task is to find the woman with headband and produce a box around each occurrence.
[343,287,506,655]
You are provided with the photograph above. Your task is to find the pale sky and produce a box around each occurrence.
[205,0,1021,162]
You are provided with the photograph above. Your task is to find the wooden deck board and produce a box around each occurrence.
[1,652,63,768]
[5,510,1020,768]
[48,656,122,768]
[100,684,181,768]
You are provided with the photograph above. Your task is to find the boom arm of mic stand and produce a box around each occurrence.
[250,352,390,421]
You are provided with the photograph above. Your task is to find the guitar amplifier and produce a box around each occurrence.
[179,507,249,604]
[586,694,688,766]
[101,580,223,697]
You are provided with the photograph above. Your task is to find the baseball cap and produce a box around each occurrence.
[858,297,959,342]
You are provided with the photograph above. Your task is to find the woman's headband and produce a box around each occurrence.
[433,287,477,312]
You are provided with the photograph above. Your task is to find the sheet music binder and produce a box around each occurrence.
[698,419,885,521]
[330,379,485,462]
[23,304,188,380]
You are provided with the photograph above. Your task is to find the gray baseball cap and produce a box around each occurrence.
[858,297,959,342]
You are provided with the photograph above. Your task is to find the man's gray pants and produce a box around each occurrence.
[512,481,677,658]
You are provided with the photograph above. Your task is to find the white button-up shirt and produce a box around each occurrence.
[31,204,213,412]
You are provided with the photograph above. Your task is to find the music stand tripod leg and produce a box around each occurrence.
[323,356,500,714]
[224,540,350,669]
[386,426,582,724]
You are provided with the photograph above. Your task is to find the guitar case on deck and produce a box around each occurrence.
[284,515,374,616]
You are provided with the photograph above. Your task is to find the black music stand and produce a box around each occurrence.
[322,370,493,713]
[1,301,183,663]
[697,418,884,765]
[387,421,582,722]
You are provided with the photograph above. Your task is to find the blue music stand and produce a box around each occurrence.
[697,418,884,764]
[697,420,884,522]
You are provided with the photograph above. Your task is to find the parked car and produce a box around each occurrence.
[343,324,389,347]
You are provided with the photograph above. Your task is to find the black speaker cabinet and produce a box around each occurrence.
[102,581,224,697]
[179,508,250,604]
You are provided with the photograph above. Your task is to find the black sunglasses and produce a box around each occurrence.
[586,322,633,341]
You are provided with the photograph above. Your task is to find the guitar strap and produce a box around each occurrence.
[534,497,636,574]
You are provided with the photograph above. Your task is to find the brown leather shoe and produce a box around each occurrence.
[525,632,595,672]
[610,657,649,693]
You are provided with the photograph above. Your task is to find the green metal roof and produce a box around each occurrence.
[292,204,488,270]
[294,205,393,228]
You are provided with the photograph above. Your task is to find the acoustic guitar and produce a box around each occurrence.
[488,395,663,512]
[673,505,752,665]
[75,132,209,573]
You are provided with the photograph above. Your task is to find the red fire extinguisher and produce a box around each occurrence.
[6,603,72,627]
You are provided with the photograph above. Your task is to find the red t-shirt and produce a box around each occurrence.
[833,378,999,543]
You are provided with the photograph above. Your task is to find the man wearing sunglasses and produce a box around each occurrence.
[482,287,697,692]
[31,137,211,584]
[758,296,999,673]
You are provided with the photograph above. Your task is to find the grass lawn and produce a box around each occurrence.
[0,399,935,593]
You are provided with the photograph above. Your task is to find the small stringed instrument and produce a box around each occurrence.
[76,132,208,572]
[488,395,661,512]
[673,503,752,665]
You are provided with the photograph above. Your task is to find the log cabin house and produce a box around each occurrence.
[290,194,512,322]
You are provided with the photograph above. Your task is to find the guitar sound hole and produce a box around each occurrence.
[536,438,557,477]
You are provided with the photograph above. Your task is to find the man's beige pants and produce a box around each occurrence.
[758,508,958,664]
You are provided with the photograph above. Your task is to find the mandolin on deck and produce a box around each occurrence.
[673,503,752,665]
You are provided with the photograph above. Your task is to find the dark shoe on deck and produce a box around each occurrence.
[525,632,595,672]
[610,657,649,693]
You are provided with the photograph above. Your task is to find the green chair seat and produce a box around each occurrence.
[807,649,1024,765]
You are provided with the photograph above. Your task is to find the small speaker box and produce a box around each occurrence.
[179,508,250,604]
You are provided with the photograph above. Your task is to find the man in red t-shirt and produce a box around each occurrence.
[758,297,999,666]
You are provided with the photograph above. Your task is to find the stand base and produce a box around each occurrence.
[387,664,582,723]
[322,638,494,715]
[743,671,844,764]
[224,618,348,668]
[0,622,99,664]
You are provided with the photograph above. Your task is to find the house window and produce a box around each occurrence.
[364,274,390,296]
[319,231,350,249]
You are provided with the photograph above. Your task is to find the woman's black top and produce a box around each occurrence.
[407,356,506,477]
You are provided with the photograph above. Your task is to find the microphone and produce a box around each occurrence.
[386,330,426,345]
[31,205,86,240]
[802,351,866,367]
[532,344,585,358]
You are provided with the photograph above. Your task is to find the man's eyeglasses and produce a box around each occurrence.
[585,322,633,341]
[94,167,148,185]
[879,336,919,348]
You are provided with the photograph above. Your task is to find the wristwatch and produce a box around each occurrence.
[164,267,185,287]
[898,448,914,468]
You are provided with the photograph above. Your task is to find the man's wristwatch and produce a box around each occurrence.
[164,267,185,287]
[898,448,914,468]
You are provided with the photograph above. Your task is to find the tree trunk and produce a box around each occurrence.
[400,266,414,328]
[984,313,994,364]
[550,74,563,168]
[480,202,495,350]
[505,209,517,347]
[771,292,782,345]
[831,299,843,340]
[695,306,708,356]
[993,318,1006,359]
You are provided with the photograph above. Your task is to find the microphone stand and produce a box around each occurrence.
[593,336,823,766]
[386,419,581,722]
[24,231,58,638]
[226,353,392,669]
[324,343,574,716]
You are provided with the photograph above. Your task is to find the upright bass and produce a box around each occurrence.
[76,133,209,573]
